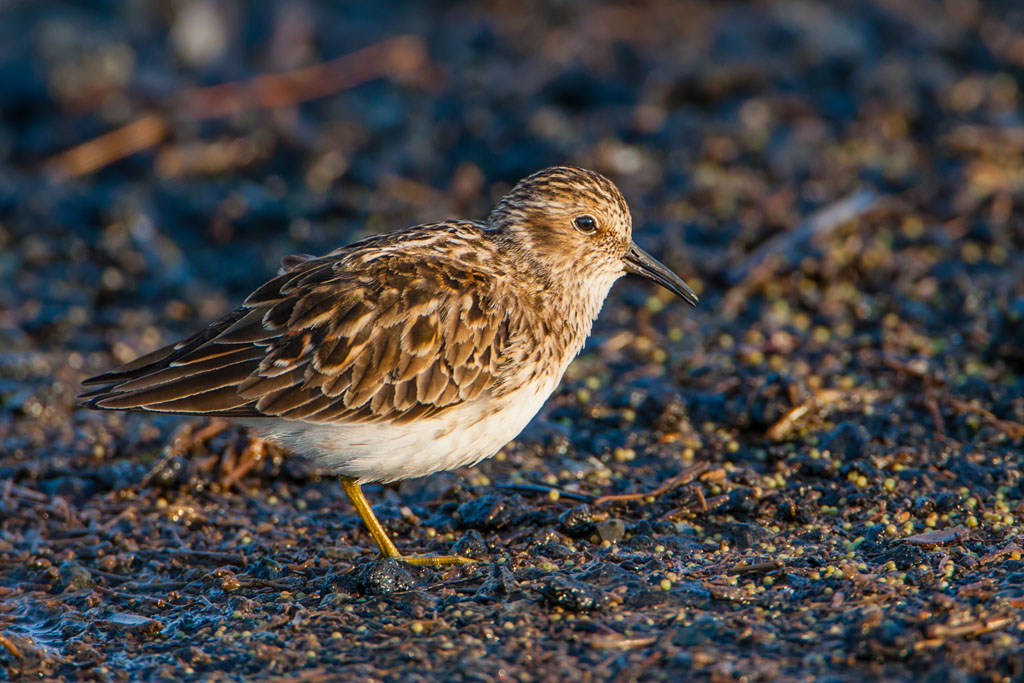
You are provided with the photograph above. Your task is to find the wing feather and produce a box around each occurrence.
[80,224,518,424]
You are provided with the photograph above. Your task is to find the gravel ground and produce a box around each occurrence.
[1,0,1023,680]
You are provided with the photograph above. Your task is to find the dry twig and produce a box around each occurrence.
[902,528,967,546]
[221,438,267,490]
[728,561,783,575]
[660,491,728,520]
[587,634,659,650]
[0,632,23,660]
[767,388,879,441]
[727,189,882,285]
[48,36,436,180]
[948,398,1024,440]
[593,463,710,506]
[924,615,1014,640]
[493,483,595,503]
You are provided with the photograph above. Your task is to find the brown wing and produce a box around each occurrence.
[81,237,513,424]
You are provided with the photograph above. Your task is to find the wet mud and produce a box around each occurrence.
[1,0,1023,680]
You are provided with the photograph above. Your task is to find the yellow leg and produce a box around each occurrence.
[339,477,475,567]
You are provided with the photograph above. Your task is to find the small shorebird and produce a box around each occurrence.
[81,167,697,565]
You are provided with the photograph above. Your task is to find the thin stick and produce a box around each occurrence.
[3,483,48,503]
[178,36,430,121]
[139,548,247,566]
[493,483,595,503]
[728,189,881,285]
[592,462,710,506]
[767,389,841,441]
[47,114,168,181]
[0,633,22,660]
[192,418,230,445]
[48,36,434,180]
[588,634,659,651]
[728,560,783,575]
[948,398,1024,440]
[902,528,967,546]
[925,615,1014,640]
[924,390,946,437]
[221,439,264,490]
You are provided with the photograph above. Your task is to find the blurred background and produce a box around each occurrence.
[2,0,1024,680]
[0,0,1020,371]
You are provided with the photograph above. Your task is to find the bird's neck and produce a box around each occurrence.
[502,247,620,374]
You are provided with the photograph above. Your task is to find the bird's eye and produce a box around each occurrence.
[573,215,598,233]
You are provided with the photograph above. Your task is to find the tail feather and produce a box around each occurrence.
[79,308,263,417]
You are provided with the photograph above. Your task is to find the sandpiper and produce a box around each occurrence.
[81,166,698,565]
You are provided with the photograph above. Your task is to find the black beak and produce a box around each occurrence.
[623,242,698,306]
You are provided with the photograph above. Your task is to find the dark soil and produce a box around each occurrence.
[2,0,1024,680]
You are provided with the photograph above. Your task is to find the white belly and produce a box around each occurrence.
[239,374,559,484]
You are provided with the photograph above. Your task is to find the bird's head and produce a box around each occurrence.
[489,166,698,305]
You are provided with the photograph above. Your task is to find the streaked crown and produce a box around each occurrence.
[488,166,633,282]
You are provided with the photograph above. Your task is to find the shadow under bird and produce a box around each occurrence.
[81,166,698,565]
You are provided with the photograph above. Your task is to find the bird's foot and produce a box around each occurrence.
[386,553,476,567]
